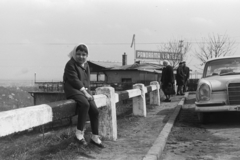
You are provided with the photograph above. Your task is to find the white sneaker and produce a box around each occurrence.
[75,129,84,140]
[91,134,102,144]
[90,134,105,148]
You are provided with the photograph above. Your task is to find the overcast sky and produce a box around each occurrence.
[0,0,240,81]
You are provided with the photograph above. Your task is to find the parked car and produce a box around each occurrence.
[195,56,240,123]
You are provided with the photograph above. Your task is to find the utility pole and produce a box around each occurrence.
[131,34,136,62]
[34,73,36,83]
[178,40,184,61]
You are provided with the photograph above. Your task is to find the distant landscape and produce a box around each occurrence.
[0,86,34,112]
[0,79,36,112]
[0,79,35,87]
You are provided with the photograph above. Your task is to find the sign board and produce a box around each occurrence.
[135,50,183,63]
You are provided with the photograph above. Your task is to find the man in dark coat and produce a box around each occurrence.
[176,62,185,95]
[182,61,190,92]
[161,60,175,102]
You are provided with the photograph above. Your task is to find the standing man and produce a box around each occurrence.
[176,62,185,95]
[161,60,175,102]
[182,61,190,92]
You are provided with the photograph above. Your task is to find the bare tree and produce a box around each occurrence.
[160,39,191,68]
[195,33,236,65]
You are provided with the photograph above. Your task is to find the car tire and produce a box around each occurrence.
[197,112,210,124]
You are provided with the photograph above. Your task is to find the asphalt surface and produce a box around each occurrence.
[161,93,240,160]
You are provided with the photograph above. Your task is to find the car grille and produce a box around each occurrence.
[228,83,240,105]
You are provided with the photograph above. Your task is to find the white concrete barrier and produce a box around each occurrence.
[0,81,161,140]
[95,87,117,141]
[150,81,160,106]
[0,104,52,137]
[133,83,147,117]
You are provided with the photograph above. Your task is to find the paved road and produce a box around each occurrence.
[161,93,240,160]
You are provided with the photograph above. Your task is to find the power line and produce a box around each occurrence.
[1,41,240,45]
[0,66,64,67]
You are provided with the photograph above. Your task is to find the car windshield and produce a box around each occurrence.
[204,58,240,77]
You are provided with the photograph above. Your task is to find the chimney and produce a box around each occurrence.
[122,52,127,66]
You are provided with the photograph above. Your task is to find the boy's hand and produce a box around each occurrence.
[82,89,93,100]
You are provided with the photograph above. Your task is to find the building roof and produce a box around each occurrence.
[137,68,162,73]
[104,63,164,73]
[88,60,122,68]
[89,60,167,73]
[111,63,163,70]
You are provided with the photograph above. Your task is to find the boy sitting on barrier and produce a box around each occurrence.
[63,44,104,148]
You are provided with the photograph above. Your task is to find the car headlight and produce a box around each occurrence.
[196,83,211,102]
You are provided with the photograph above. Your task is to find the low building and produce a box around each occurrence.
[88,60,163,90]
[88,53,163,90]
[104,62,163,86]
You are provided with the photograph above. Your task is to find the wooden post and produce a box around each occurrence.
[132,83,146,117]
[150,81,160,106]
[95,87,117,141]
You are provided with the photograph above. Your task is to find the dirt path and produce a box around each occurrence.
[0,96,182,160]
[74,98,180,160]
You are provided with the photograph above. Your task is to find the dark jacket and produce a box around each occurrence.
[63,58,91,98]
[183,66,190,81]
[176,65,185,85]
[161,65,174,86]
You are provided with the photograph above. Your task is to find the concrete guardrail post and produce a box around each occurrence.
[95,86,117,141]
[132,83,147,117]
[150,81,160,106]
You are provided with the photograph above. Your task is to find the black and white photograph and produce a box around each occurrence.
[0,0,240,159]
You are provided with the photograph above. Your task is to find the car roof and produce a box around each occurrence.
[206,55,240,63]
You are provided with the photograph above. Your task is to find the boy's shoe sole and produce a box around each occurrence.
[90,139,105,148]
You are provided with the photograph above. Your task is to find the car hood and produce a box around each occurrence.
[203,75,240,91]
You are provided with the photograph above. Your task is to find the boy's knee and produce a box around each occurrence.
[77,101,90,110]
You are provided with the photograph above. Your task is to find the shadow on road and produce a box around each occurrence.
[185,94,240,129]
[203,112,240,129]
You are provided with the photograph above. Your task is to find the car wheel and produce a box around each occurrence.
[197,112,209,124]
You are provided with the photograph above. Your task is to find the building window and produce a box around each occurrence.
[90,73,105,82]
[98,74,105,81]
[90,74,97,81]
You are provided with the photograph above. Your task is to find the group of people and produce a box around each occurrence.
[160,60,190,102]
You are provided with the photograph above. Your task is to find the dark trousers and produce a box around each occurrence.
[177,85,183,94]
[183,80,188,92]
[69,94,99,135]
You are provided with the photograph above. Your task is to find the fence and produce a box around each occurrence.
[34,81,64,92]
[0,81,160,141]
[90,81,154,91]
[33,81,153,93]
[187,79,199,91]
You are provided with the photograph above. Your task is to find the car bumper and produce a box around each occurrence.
[195,104,240,112]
